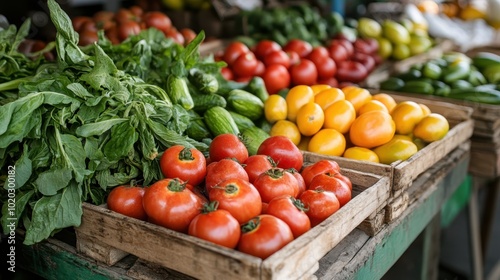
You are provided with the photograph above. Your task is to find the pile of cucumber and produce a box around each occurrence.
[379,52,500,104]
[183,72,271,155]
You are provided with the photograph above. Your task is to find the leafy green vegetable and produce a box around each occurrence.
[0,0,213,245]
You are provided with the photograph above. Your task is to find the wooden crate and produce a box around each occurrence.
[75,168,390,280]
[373,90,500,178]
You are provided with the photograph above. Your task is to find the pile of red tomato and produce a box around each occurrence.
[218,37,382,95]
[106,134,353,259]
[71,6,197,46]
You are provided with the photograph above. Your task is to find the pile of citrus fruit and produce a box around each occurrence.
[264,85,450,164]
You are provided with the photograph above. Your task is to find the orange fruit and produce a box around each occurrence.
[358,100,389,115]
[311,84,331,95]
[372,93,397,113]
[286,85,314,122]
[391,101,425,135]
[343,147,380,163]
[413,113,449,142]
[270,120,301,145]
[308,128,346,156]
[349,110,396,149]
[264,94,287,124]
[314,87,345,110]
[323,100,356,134]
[296,103,325,136]
[342,86,372,113]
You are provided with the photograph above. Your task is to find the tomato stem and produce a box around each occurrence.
[290,197,309,212]
[179,147,195,161]
[265,168,284,179]
[241,216,260,233]
[224,183,239,194]
[202,201,219,213]
[167,178,187,192]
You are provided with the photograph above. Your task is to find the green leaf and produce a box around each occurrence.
[53,129,89,183]
[79,44,119,90]
[103,121,139,162]
[23,181,82,245]
[47,0,78,44]
[8,146,32,189]
[75,118,128,137]
[35,168,72,196]
[29,139,51,169]
[1,190,35,234]
[11,19,31,55]
[66,83,94,99]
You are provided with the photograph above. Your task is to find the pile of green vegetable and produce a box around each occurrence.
[0,0,269,245]
[235,4,346,46]
[379,51,500,104]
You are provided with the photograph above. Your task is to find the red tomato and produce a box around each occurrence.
[117,21,141,41]
[72,16,92,32]
[253,168,299,203]
[244,155,276,183]
[129,5,144,17]
[107,184,147,220]
[328,43,349,65]
[316,57,337,80]
[263,50,291,68]
[234,76,253,83]
[301,159,340,186]
[143,11,172,32]
[290,59,318,86]
[221,67,234,80]
[254,40,282,60]
[205,158,249,191]
[308,173,352,207]
[114,8,136,24]
[180,28,197,45]
[209,133,249,163]
[317,77,339,88]
[254,60,266,76]
[223,42,250,66]
[143,178,202,232]
[353,38,379,55]
[330,39,354,57]
[238,215,294,259]
[257,136,303,171]
[78,30,98,46]
[208,178,262,224]
[307,46,330,61]
[261,202,269,214]
[164,28,185,45]
[262,64,290,95]
[188,201,241,248]
[232,52,258,78]
[79,20,97,33]
[287,51,301,67]
[283,39,313,58]
[159,145,206,187]
[266,196,311,238]
[286,168,306,197]
[352,52,376,73]
[334,173,353,191]
[299,189,340,227]
[336,61,368,83]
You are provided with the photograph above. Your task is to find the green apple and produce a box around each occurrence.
[409,35,432,55]
[358,17,382,38]
[382,20,411,45]
[377,37,393,59]
[392,44,411,60]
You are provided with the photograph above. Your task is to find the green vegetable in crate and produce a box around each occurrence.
[188,68,219,94]
[379,77,405,91]
[442,60,471,83]
[203,106,240,136]
[482,64,500,84]
[472,52,500,69]
[226,89,265,121]
[241,126,270,156]
[447,86,500,104]
[422,62,442,80]
[166,75,194,110]
[246,76,269,102]
[449,80,473,89]
[186,111,212,141]
[397,68,422,81]
[432,81,451,96]
[400,80,434,94]
[190,91,227,113]
[467,68,488,86]
[229,111,256,132]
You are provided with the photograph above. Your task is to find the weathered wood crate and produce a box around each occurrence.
[75,167,390,280]
[302,94,474,227]
[373,90,500,178]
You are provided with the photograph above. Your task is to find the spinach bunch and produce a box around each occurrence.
[0,0,208,245]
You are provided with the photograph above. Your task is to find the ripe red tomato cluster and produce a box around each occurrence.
[218,38,382,95]
[72,6,197,46]
[106,135,353,259]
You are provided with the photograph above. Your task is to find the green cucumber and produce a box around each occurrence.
[227,89,265,121]
[400,80,434,95]
[246,76,269,102]
[188,69,219,94]
[191,91,227,113]
[432,81,451,96]
[422,62,442,80]
[166,75,194,110]
[472,52,500,69]
[241,126,270,156]
[467,69,488,86]
[379,77,405,91]
[442,61,471,83]
[203,106,240,136]
[186,111,212,141]
[229,111,256,131]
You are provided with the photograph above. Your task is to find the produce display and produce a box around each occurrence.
[263,85,450,164]
[71,5,197,45]
[379,51,500,104]
[218,37,382,95]
[108,134,353,259]
[356,17,434,60]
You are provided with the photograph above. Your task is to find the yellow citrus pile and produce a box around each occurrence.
[264,85,449,164]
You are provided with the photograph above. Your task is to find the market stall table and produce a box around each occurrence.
[16,143,472,280]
